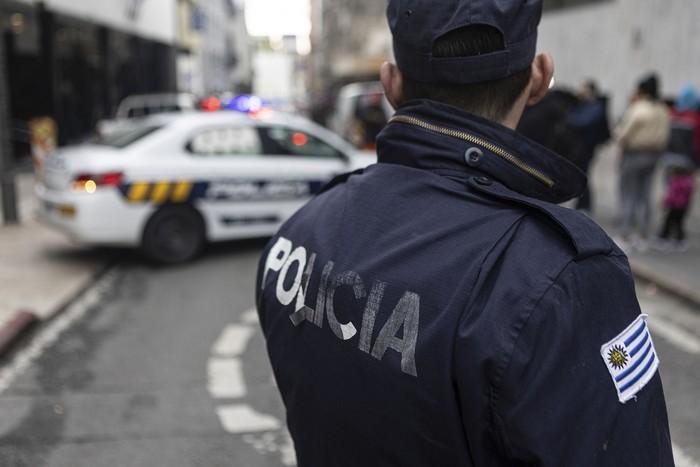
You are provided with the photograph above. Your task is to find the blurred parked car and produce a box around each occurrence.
[36,110,376,264]
[96,92,198,137]
[328,81,394,150]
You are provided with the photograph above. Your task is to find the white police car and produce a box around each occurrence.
[35,110,376,264]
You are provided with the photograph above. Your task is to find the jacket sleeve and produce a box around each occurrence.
[492,254,674,466]
[567,101,603,129]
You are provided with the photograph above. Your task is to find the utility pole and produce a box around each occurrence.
[0,28,18,224]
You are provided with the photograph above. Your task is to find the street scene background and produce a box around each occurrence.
[2,0,700,466]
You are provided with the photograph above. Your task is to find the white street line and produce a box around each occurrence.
[208,358,247,398]
[240,308,259,325]
[211,324,255,357]
[0,269,118,396]
[242,430,296,466]
[216,404,281,433]
[649,316,700,355]
[207,309,294,465]
[674,443,700,467]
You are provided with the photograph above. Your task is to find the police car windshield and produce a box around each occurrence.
[91,125,162,149]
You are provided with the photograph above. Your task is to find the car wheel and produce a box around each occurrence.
[141,205,205,264]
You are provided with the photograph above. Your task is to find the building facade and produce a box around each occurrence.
[2,0,179,152]
[308,0,391,124]
[178,0,251,98]
[309,0,699,125]
[1,0,250,162]
[538,0,700,119]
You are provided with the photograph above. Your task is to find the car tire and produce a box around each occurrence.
[141,205,205,264]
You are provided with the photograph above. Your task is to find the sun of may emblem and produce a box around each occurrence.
[607,345,629,369]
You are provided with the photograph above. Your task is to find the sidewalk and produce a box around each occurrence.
[1,146,699,358]
[587,143,700,306]
[0,167,111,356]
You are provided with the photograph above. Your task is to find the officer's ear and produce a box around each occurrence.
[380,62,404,110]
[526,53,555,106]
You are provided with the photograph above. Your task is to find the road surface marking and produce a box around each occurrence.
[207,307,286,435]
[243,431,296,466]
[649,316,700,355]
[208,358,247,398]
[674,443,700,467]
[212,324,255,356]
[0,269,119,396]
[216,404,282,433]
[241,309,259,325]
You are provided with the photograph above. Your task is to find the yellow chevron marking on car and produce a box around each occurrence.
[151,182,173,204]
[127,182,151,203]
[171,181,193,203]
[123,181,194,204]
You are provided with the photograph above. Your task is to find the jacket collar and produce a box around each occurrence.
[376,99,586,204]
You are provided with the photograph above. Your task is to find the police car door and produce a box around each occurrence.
[257,123,350,226]
[186,122,349,241]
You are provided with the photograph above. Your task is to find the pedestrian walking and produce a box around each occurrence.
[663,83,700,172]
[516,87,582,164]
[653,165,695,251]
[567,79,611,214]
[614,73,671,252]
[256,1,674,465]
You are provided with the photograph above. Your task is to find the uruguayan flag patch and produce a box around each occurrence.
[600,314,659,403]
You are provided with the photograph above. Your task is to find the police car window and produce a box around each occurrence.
[261,126,343,158]
[189,127,263,156]
[91,125,162,148]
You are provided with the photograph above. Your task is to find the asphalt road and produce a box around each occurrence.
[0,239,293,467]
[0,241,698,466]
[636,279,700,465]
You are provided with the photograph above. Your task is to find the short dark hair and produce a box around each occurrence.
[637,74,659,100]
[401,25,532,122]
[583,79,599,95]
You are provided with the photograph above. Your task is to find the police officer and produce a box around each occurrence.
[256,0,675,465]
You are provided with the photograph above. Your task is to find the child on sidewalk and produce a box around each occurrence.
[654,165,695,251]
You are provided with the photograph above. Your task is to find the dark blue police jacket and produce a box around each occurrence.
[256,99,674,466]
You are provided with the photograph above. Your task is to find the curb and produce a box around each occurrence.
[0,310,39,359]
[0,260,118,363]
[630,259,700,310]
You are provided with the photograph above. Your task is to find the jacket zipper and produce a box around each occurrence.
[389,115,555,188]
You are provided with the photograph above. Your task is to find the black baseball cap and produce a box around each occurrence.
[387,0,543,85]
